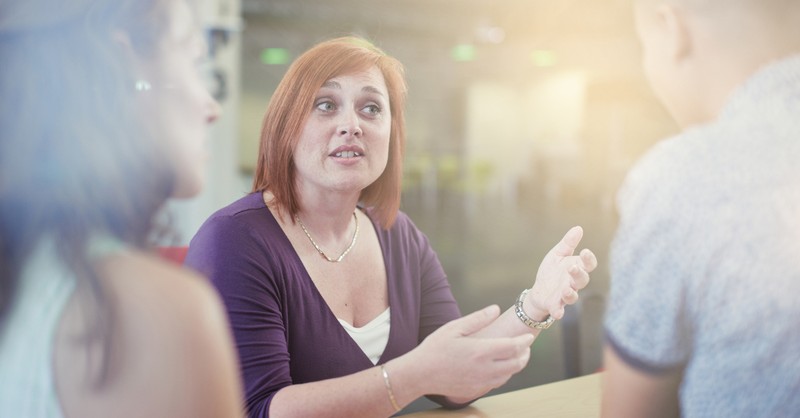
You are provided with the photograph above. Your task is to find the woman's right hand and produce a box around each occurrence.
[402,305,535,401]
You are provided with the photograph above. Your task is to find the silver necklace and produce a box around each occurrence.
[296,211,359,263]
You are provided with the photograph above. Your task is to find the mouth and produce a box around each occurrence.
[333,150,362,158]
[329,145,365,158]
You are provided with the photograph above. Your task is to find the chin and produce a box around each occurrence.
[171,176,205,199]
[669,104,712,130]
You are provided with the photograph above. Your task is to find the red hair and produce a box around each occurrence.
[251,36,407,229]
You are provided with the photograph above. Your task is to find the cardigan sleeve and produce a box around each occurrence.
[185,214,290,417]
[390,214,472,409]
[410,223,462,342]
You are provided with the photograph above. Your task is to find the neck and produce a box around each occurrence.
[294,186,361,241]
[686,10,800,126]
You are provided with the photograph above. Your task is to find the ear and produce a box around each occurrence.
[655,4,693,63]
[111,29,133,50]
[111,29,149,79]
[111,29,139,64]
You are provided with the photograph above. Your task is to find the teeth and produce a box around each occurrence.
[335,151,361,158]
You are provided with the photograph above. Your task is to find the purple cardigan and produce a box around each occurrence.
[185,193,462,416]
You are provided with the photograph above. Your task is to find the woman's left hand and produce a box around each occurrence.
[526,226,597,320]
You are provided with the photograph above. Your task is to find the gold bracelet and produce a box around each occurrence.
[380,364,402,412]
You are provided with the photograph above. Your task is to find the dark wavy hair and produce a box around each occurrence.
[0,0,179,384]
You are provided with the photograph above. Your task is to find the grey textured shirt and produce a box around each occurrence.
[605,54,800,417]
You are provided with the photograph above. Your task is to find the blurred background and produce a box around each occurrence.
[176,0,678,413]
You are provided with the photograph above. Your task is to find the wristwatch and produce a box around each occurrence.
[515,289,555,329]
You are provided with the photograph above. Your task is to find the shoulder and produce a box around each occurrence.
[188,193,281,261]
[613,126,723,247]
[384,210,416,233]
[367,209,445,280]
[370,209,431,248]
[194,192,276,238]
[372,209,422,237]
[98,250,235,371]
[616,124,729,228]
[103,250,224,320]
[56,250,242,417]
[619,130,700,204]
[210,192,268,219]
[196,193,272,237]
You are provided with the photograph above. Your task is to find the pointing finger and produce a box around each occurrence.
[550,226,584,258]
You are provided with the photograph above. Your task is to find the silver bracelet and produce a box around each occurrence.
[515,289,555,329]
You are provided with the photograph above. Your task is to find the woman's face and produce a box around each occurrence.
[137,0,220,198]
[293,66,392,198]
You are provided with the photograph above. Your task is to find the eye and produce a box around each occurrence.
[193,55,213,75]
[315,100,336,112]
[362,104,382,117]
[195,56,211,68]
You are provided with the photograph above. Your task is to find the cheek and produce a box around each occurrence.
[170,152,205,198]
[640,42,673,105]
[157,98,205,158]
[295,123,328,161]
[642,52,663,95]
[373,125,392,169]
[145,93,210,198]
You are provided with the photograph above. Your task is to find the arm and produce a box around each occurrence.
[437,226,595,405]
[473,226,597,340]
[602,346,681,418]
[599,157,696,418]
[398,219,595,406]
[186,215,292,416]
[186,214,534,418]
[270,306,535,418]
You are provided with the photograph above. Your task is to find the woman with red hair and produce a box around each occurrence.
[187,36,597,418]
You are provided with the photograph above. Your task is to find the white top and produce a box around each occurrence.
[337,308,391,365]
[0,239,75,418]
[0,236,125,418]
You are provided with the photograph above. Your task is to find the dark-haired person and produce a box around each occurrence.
[0,0,243,417]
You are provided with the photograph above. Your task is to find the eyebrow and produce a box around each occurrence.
[321,80,385,97]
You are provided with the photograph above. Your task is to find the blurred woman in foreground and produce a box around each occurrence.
[0,0,243,416]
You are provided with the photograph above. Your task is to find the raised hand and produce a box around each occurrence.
[526,226,597,320]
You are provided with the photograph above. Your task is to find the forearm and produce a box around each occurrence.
[268,357,426,418]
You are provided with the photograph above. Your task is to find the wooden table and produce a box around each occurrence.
[402,373,601,418]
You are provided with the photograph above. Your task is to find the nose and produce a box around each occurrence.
[206,95,222,124]
[337,108,362,137]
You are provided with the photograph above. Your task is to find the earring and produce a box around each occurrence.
[134,80,152,92]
